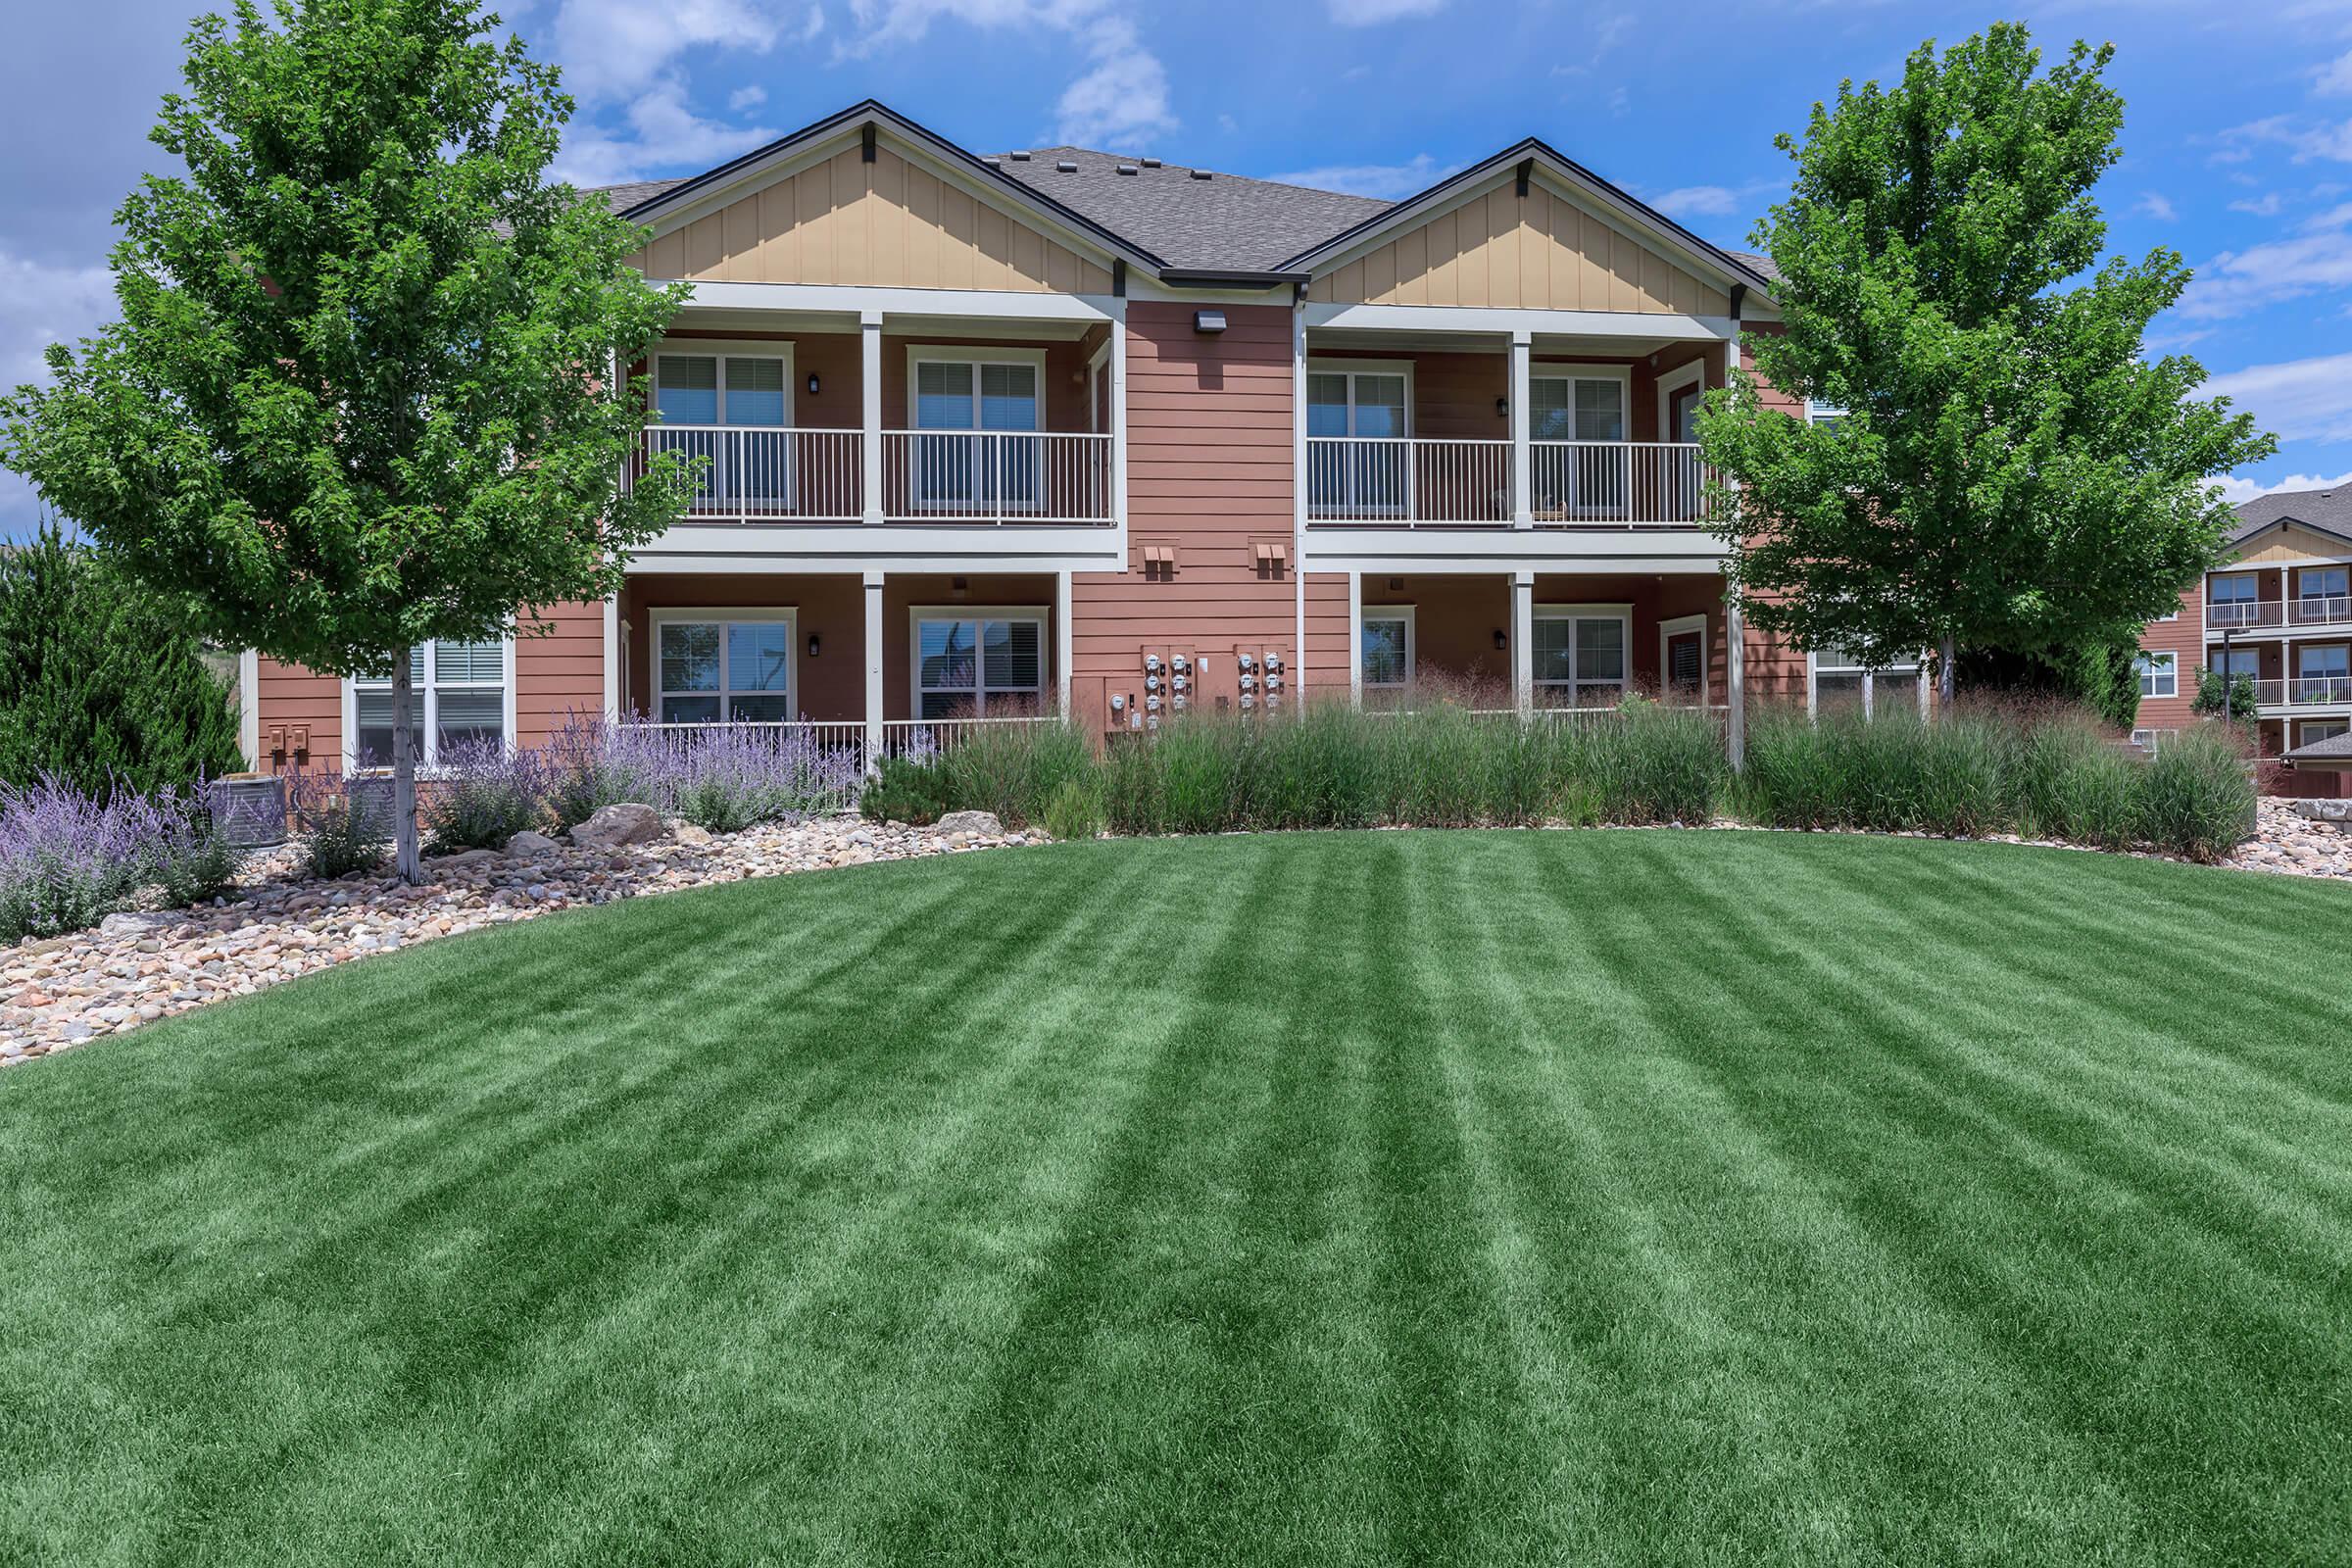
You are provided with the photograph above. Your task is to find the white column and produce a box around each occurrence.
[1726,590,1746,773]
[1348,570,1363,707]
[237,649,261,769]
[1293,301,1308,688]
[1054,569,1074,714]
[1109,302,1129,531]
[1509,329,1533,527]
[863,569,886,768]
[601,593,620,721]
[1511,571,1535,716]
[860,310,885,526]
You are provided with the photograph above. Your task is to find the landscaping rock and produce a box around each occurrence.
[505,829,562,857]
[98,911,178,939]
[934,809,1003,837]
[429,849,502,867]
[568,804,662,850]
[671,823,713,847]
[2291,799,2352,822]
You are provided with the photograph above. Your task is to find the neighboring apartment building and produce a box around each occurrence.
[244,99,1856,775]
[2136,485,2352,798]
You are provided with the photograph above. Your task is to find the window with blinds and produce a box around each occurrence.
[351,640,508,767]
[915,615,1044,718]
[655,617,793,724]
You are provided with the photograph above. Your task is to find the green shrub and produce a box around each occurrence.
[1041,775,1107,841]
[858,756,953,826]
[291,775,390,880]
[2135,726,2257,861]
[938,720,1093,828]
[0,526,243,799]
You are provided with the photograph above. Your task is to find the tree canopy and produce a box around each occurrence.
[1699,24,2274,684]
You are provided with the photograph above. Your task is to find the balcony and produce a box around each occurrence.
[2206,596,2352,631]
[2251,676,2352,707]
[1304,437,1714,529]
[630,426,1115,527]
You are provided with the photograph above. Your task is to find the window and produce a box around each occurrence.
[912,612,1045,718]
[1805,399,1848,433]
[1359,610,1413,689]
[1306,366,1410,514]
[1813,645,1925,716]
[653,613,793,724]
[2295,644,2348,702]
[909,352,1042,510]
[2135,651,2177,700]
[2207,572,2260,629]
[350,640,509,768]
[653,348,792,506]
[2298,566,2348,603]
[2302,719,2350,745]
[1530,371,1630,514]
[1532,608,1630,707]
[2210,647,2260,678]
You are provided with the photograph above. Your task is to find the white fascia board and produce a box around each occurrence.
[661,280,1119,325]
[630,526,1126,574]
[1303,302,1737,340]
[1298,528,1727,574]
[1123,275,1297,307]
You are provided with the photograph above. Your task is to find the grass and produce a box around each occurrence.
[2,830,2346,1566]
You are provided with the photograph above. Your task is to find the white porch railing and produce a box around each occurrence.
[631,426,863,523]
[880,431,1114,524]
[625,720,869,807]
[1305,437,1512,525]
[2252,677,2352,706]
[878,714,1066,759]
[1529,441,1712,528]
[2207,596,2352,630]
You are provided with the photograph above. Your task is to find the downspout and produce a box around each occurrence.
[1293,283,1307,700]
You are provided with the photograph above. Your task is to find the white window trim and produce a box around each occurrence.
[1307,359,1417,519]
[1809,646,1928,718]
[1657,612,1709,705]
[647,339,799,429]
[1086,337,1111,435]
[1529,365,1634,519]
[1805,398,1847,425]
[648,608,800,726]
[904,345,1051,515]
[2208,570,2258,604]
[906,604,1051,717]
[2295,564,2350,599]
[2134,650,2178,701]
[343,637,516,773]
[1358,604,1416,690]
[1532,602,1634,705]
[1655,360,1707,445]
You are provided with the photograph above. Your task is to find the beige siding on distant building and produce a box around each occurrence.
[1308,182,1730,315]
[2237,524,2352,565]
[627,145,1117,294]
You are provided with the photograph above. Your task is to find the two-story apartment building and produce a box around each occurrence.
[2136,485,2352,797]
[243,99,1832,774]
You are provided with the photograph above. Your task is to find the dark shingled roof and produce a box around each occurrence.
[983,147,1390,272]
[2283,729,2352,765]
[2233,485,2352,545]
[1726,249,1782,285]
[590,177,691,213]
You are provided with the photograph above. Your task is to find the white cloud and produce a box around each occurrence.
[1054,17,1175,146]
[1263,154,1454,200]
[550,0,782,105]
[2133,192,2180,221]
[728,84,768,112]
[2205,352,2352,443]
[1326,0,1444,21]
[2318,48,2352,96]
[553,78,778,186]
[0,250,119,535]
[1653,185,1742,218]
[2214,114,2352,166]
[2229,192,2284,217]
[2177,227,2352,318]
[2215,469,2352,505]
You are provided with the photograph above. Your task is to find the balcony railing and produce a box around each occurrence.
[2206,596,2352,630]
[633,426,864,523]
[880,431,1113,524]
[2251,676,2352,706]
[1303,437,1714,528]
[630,426,1114,526]
[879,714,1066,759]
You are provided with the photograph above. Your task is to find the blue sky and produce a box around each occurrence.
[5,0,2352,534]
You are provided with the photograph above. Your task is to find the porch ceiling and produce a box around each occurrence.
[663,305,1097,342]
[1306,327,1698,357]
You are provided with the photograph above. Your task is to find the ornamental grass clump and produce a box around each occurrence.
[422,738,552,854]
[287,771,390,881]
[936,717,1092,829]
[0,773,245,943]
[2134,725,2257,861]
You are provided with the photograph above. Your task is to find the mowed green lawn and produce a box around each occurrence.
[2,830,2347,1567]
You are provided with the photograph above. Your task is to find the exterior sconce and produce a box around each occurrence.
[807,633,820,659]
[1194,309,1227,333]
[807,372,820,395]
[1494,629,1507,651]
[1495,396,1508,418]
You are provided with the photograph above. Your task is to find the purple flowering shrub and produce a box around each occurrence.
[284,769,389,881]
[423,738,553,853]
[0,773,245,943]
[544,712,862,833]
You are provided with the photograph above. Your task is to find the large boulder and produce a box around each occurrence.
[934,809,1003,837]
[505,829,563,857]
[567,803,664,851]
[2292,799,2352,822]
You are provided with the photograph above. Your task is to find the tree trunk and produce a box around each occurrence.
[1938,634,1957,712]
[391,653,421,883]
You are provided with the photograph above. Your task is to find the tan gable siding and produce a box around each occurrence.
[1308,182,1730,315]
[627,145,1116,293]
[2237,524,2352,565]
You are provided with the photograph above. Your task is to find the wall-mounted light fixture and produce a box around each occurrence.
[807,633,820,659]
[807,372,820,396]
[1194,309,1228,333]
[1494,628,1508,651]
[1494,396,1508,418]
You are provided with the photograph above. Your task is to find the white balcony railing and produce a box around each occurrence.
[1530,441,1712,528]
[632,426,864,523]
[2207,596,2352,630]
[1305,437,1511,525]
[879,714,1066,759]
[1303,437,1714,528]
[880,431,1114,524]
[2252,676,2352,706]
